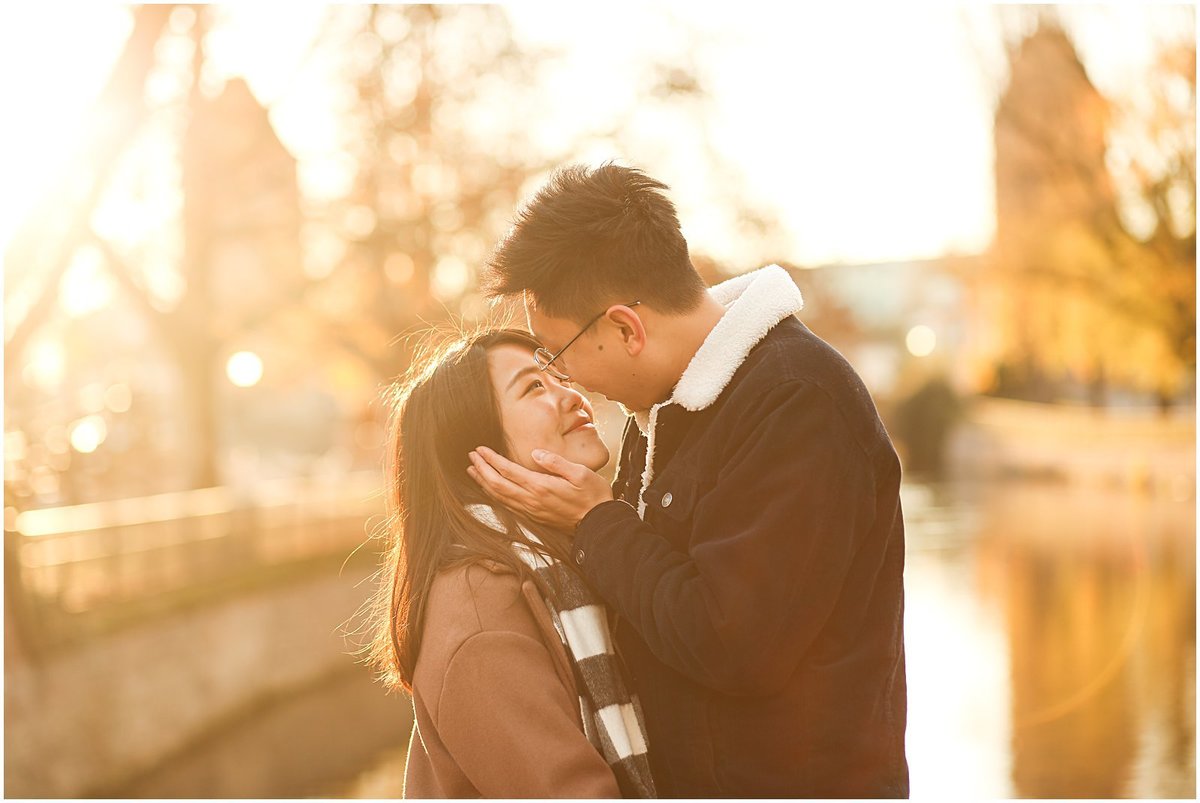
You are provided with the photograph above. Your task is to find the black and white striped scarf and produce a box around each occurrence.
[467,504,657,798]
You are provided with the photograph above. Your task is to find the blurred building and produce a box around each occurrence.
[180,78,348,487]
[973,24,1116,404]
[788,27,1110,406]
[4,76,348,510]
[994,26,1113,244]
[183,77,304,333]
[766,24,1177,476]
[972,23,1194,407]
[785,23,1194,413]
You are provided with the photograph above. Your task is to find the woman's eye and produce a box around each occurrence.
[528,379,545,392]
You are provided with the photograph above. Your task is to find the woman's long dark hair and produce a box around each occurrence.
[363,328,576,693]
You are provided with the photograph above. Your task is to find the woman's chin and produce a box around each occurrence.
[556,439,609,473]
[578,443,611,473]
[581,456,608,472]
[521,433,608,474]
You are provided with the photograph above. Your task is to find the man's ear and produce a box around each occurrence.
[605,304,646,356]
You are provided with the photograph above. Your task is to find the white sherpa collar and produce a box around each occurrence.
[631,263,803,433]
[673,264,804,411]
[628,265,803,513]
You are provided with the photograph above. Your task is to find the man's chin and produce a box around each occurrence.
[615,399,649,417]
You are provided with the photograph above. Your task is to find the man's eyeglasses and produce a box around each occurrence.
[533,301,641,382]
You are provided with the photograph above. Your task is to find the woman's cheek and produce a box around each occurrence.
[510,424,538,467]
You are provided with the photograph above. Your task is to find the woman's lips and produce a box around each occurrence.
[564,420,595,435]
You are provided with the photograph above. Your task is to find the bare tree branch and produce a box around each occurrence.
[4,5,176,378]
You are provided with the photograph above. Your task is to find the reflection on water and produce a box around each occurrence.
[205,479,1192,799]
[905,480,1195,798]
[904,481,1013,798]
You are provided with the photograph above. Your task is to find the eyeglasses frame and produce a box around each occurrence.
[533,301,642,382]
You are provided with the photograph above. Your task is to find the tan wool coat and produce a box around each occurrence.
[403,561,621,798]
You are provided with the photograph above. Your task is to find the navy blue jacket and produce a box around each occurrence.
[573,315,909,797]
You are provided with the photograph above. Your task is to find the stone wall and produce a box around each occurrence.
[5,561,380,797]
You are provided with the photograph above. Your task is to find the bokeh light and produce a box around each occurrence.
[906,325,938,357]
[226,351,264,387]
[69,416,108,454]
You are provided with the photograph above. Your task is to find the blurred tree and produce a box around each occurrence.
[978,16,1195,408]
[2,4,191,504]
[80,13,308,489]
[5,6,311,492]
[4,3,788,502]
[4,4,174,376]
[311,4,783,383]
[893,375,965,475]
[308,4,554,381]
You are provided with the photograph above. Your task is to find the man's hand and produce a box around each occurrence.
[467,446,613,531]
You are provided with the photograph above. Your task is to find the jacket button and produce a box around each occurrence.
[574,549,585,565]
[661,492,673,508]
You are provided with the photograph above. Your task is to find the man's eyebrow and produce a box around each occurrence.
[505,365,540,393]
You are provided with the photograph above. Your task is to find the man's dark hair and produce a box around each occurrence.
[483,162,707,322]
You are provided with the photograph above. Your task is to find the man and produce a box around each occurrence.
[467,163,908,797]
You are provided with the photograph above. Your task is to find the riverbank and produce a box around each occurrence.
[946,398,1195,496]
[4,558,394,797]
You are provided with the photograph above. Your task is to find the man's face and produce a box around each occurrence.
[525,301,641,408]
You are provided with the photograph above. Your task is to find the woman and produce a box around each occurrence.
[364,328,655,798]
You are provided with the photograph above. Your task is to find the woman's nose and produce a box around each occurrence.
[558,383,585,412]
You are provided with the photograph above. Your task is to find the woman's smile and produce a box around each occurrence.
[488,343,610,472]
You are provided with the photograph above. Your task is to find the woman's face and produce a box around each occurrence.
[487,343,610,473]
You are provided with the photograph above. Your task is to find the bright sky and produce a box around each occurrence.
[0,3,1193,270]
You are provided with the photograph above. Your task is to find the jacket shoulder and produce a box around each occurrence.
[423,562,540,646]
[413,563,546,708]
[737,317,849,384]
[721,317,895,460]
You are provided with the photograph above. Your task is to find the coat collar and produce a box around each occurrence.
[633,264,803,432]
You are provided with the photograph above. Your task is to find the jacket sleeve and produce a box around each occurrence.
[574,379,881,696]
[435,629,622,798]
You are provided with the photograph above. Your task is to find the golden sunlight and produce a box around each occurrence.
[0,6,133,254]
[23,339,67,391]
[0,4,1192,799]
[59,246,116,318]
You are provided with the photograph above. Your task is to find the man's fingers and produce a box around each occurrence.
[531,449,588,485]
[469,451,536,508]
[467,463,504,501]
[466,466,500,500]
[475,445,540,485]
